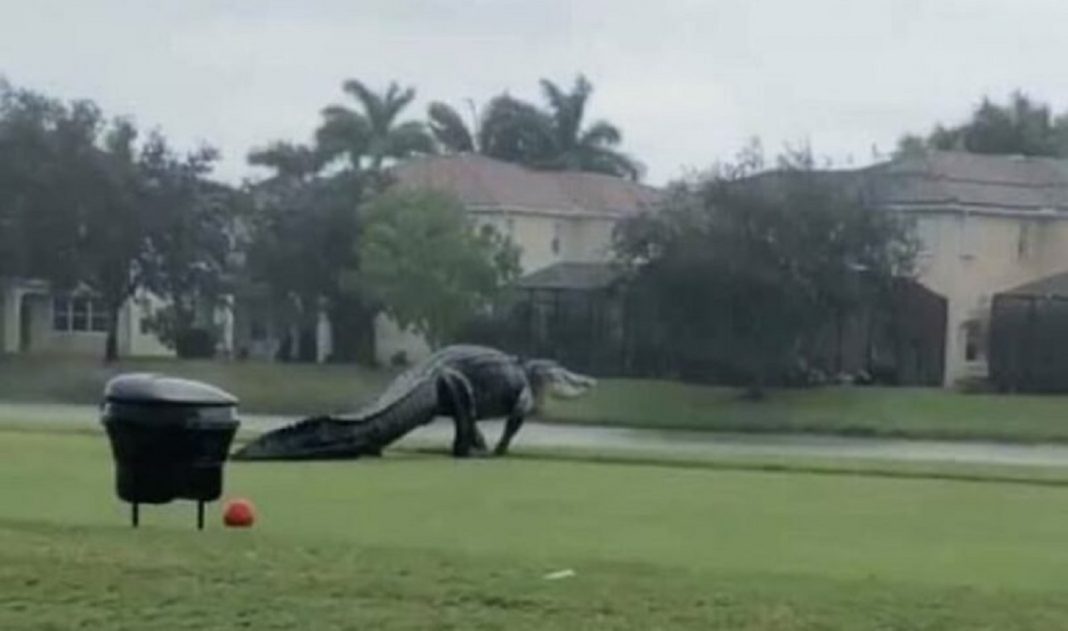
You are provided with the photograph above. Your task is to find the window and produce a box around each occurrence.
[963,319,986,362]
[551,221,562,256]
[52,295,109,333]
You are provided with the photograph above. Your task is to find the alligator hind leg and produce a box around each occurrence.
[494,412,525,456]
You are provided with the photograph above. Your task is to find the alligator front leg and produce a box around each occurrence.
[495,385,533,456]
[451,410,477,457]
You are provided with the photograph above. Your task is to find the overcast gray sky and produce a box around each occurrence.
[2,0,1066,186]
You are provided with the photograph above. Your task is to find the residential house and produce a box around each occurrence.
[854,150,1068,386]
[370,153,664,365]
[0,280,173,357]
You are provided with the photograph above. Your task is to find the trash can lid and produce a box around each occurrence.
[104,373,238,407]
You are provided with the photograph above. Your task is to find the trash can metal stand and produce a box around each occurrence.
[101,373,241,529]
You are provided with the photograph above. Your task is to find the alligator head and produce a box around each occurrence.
[522,359,597,403]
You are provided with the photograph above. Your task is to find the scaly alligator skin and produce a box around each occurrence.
[230,345,595,461]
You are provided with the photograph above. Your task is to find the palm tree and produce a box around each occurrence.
[316,79,435,174]
[247,141,324,181]
[428,95,553,162]
[427,101,477,153]
[536,75,643,180]
[427,75,642,180]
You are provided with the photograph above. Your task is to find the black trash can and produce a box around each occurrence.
[100,373,241,529]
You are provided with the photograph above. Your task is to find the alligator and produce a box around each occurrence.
[230,345,596,461]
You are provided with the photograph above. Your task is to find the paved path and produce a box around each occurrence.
[5,402,1068,468]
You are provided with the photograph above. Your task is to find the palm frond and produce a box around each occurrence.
[383,121,436,159]
[478,95,555,165]
[342,79,387,130]
[580,120,622,147]
[247,141,322,178]
[427,102,475,153]
[585,147,644,181]
[381,83,417,126]
[314,105,371,164]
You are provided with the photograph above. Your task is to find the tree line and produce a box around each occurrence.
[0,75,1051,389]
[0,74,634,363]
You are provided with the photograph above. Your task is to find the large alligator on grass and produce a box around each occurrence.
[231,345,596,461]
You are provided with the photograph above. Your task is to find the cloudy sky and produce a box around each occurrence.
[2,0,1066,185]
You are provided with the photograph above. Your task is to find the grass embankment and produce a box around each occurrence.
[0,354,393,415]
[6,354,1068,443]
[4,427,1068,629]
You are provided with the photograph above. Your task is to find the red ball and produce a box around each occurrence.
[223,498,255,528]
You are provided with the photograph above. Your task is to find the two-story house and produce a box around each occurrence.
[857,150,1068,386]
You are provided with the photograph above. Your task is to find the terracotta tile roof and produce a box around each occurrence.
[389,153,663,217]
[862,151,1068,212]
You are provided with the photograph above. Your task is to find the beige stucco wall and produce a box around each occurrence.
[909,210,1068,386]
[471,209,618,274]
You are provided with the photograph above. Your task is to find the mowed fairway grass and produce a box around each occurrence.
[4,429,1068,629]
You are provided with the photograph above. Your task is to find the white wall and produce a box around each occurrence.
[374,313,431,366]
[119,291,174,357]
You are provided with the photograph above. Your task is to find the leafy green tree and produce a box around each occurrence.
[353,188,520,349]
[245,142,374,362]
[615,146,916,395]
[246,78,440,364]
[898,91,1068,157]
[316,79,435,180]
[0,83,90,288]
[138,136,238,356]
[0,80,234,361]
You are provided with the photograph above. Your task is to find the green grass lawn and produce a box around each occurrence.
[7,354,1068,443]
[543,380,1068,443]
[5,426,1068,629]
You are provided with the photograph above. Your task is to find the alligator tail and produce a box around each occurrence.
[230,377,439,461]
[229,415,375,461]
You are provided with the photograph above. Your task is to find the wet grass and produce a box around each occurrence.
[4,427,1068,629]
